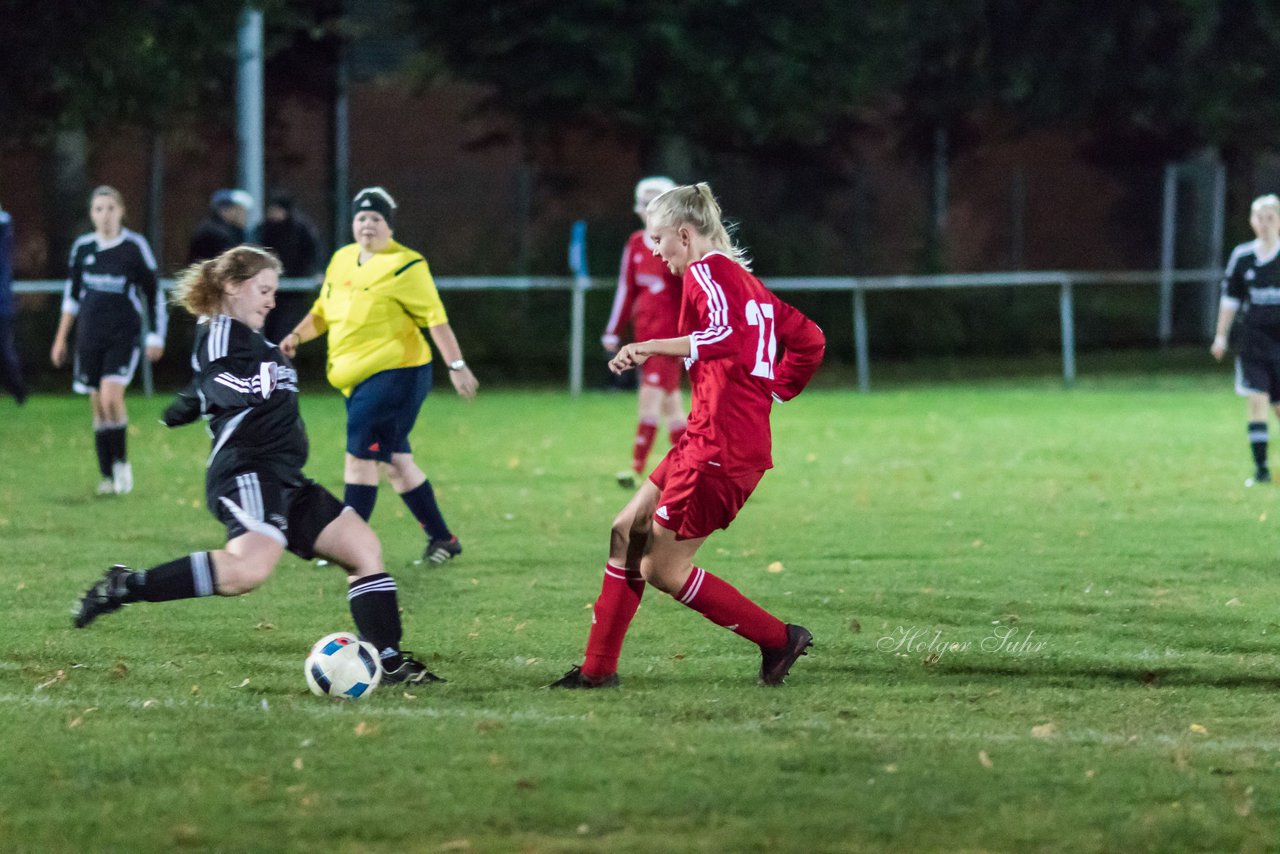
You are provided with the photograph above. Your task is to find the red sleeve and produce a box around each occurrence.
[771,299,825,402]
[685,258,745,362]
[603,239,639,342]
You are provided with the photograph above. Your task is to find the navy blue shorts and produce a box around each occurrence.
[345,363,432,462]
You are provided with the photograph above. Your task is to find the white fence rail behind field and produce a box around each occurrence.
[14,268,1222,395]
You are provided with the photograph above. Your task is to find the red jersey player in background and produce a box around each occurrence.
[602,176,688,488]
[551,183,825,689]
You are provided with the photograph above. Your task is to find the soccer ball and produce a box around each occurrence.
[304,632,382,700]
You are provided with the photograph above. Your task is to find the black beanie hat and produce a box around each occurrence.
[352,187,396,226]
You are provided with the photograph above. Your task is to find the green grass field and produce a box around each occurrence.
[2,376,1279,853]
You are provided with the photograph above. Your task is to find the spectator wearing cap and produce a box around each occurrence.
[282,187,478,566]
[251,190,321,342]
[187,189,254,264]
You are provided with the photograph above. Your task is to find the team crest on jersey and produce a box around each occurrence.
[85,254,95,265]
[1246,268,1257,280]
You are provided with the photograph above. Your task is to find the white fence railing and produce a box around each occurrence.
[14,268,1223,395]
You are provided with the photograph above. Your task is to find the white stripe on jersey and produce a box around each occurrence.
[207,409,250,467]
[123,229,159,271]
[208,316,231,362]
[688,263,733,358]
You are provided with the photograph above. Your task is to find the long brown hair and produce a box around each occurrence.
[172,245,281,317]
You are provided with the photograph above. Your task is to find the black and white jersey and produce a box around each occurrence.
[194,315,307,485]
[1222,239,1280,357]
[62,229,166,348]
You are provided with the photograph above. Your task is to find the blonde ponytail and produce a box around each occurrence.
[646,182,752,271]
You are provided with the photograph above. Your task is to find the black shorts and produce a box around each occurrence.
[1235,355,1280,402]
[207,471,347,559]
[73,331,139,394]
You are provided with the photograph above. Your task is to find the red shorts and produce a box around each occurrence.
[648,450,764,540]
[640,355,681,392]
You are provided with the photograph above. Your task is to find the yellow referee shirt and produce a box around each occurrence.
[311,240,449,395]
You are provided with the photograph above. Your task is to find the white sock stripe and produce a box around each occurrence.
[604,566,628,580]
[190,551,214,597]
[679,567,706,604]
[347,580,398,600]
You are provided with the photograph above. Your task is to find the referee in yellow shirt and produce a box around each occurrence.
[283,187,478,564]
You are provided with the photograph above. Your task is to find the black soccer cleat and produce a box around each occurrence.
[1247,467,1272,487]
[423,535,462,565]
[547,665,620,689]
[72,565,134,628]
[615,470,637,489]
[382,652,446,685]
[758,624,814,686]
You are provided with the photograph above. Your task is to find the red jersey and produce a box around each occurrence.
[602,230,683,346]
[677,251,825,477]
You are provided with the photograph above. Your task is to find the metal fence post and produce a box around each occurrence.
[568,221,588,396]
[853,285,870,392]
[1158,163,1177,345]
[1059,276,1075,387]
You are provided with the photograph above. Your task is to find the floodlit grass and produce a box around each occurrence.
[1,377,1278,852]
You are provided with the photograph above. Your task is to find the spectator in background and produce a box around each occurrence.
[188,189,253,264]
[0,204,29,404]
[252,189,321,343]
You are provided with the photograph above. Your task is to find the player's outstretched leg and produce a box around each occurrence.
[72,552,221,628]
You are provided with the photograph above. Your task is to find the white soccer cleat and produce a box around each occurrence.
[96,478,115,496]
[112,461,133,494]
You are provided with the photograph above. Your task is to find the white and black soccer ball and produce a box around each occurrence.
[304,632,382,700]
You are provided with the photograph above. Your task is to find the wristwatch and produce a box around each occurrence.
[448,359,467,372]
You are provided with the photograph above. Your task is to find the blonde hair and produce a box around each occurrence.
[90,185,124,208]
[172,245,282,317]
[646,182,752,271]
[1252,194,1280,216]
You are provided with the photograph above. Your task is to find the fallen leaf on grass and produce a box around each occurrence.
[882,764,898,774]
[1085,769,1096,778]
[1188,723,1208,734]
[35,670,66,690]
[767,561,785,573]
[576,825,590,835]
[233,678,250,688]
[476,719,504,734]
[1031,722,1058,738]
[402,691,417,700]
[110,662,129,680]
[354,721,379,737]
[142,699,159,709]
[292,757,303,771]
[515,779,537,791]
[1225,598,1241,607]
[1235,786,1255,818]
[68,707,99,728]
[190,684,200,696]
[978,751,993,768]
[255,622,274,631]
[439,840,471,852]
